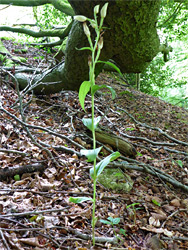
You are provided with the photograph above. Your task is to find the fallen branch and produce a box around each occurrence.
[0,148,27,156]
[68,227,119,244]
[0,163,45,181]
[0,207,70,218]
[112,161,188,193]
[116,106,188,146]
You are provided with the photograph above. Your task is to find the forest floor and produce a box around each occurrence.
[0,39,188,250]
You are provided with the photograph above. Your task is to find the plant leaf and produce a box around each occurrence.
[119,228,126,236]
[69,197,93,203]
[76,47,93,51]
[91,84,116,99]
[79,81,91,111]
[177,160,183,168]
[90,151,120,179]
[152,199,161,206]
[80,147,102,162]
[82,116,101,131]
[111,217,120,225]
[126,203,140,209]
[100,219,112,225]
[97,60,122,76]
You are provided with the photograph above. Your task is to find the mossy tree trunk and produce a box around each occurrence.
[0,0,161,94]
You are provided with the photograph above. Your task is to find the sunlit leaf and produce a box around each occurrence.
[80,147,102,162]
[82,116,101,131]
[90,151,120,179]
[79,81,91,111]
[14,175,20,181]
[69,197,93,203]
[152,199,161,206]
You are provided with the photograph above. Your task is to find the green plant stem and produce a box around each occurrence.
[90,42,97,246]
[84,14,106,247]
[92,175,97,245]
[91,93,97,246]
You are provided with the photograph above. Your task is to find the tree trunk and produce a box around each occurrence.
[10,0,161,94]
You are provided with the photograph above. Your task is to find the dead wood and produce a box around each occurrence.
[0,164,45,181]
[95,127,137,158]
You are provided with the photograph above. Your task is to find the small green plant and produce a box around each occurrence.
[14,175,20,181]
[126,127,135,131]
[152,199,161,206]
[172,159,183,168]
[69,3,121,246]
[100,217,126,240]
[126,203,140,225]
[100,216,120,226]
[136,152,143,157]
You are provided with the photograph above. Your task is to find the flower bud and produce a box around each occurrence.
[74,15,87,22]
[100,3,108,18]
[90,19,97,29]
[94,5,100,15]
[83,22,90,37]
[98,37,103,49]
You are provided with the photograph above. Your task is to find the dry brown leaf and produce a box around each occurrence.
[170,198,181,207]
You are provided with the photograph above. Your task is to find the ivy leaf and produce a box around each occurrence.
[90,151,120,179]
[80,147,102,162]
[82,116,101,131]
[69,197,93,203]
[91,85,116,99]
[97,60,122,76]
[79,81,91,111]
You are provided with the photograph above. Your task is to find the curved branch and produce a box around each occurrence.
[0,21,72,39]
[0,0,75,16]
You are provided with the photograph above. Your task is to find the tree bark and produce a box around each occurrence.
[0,0,74,16]
[1,0,161,94]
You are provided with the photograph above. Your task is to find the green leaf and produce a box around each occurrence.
[90,151,120,179]
[119,228,126,236]
[79,81,91,111]
[30,215,38,222]
[82,116,101,131]
[80,147,102,162]
[100,219,112,225]
[177,160,183,168]
[14,175,20,181]
[110,217,120,225]
[91,85,116,99]
[126,203,140,209]
[69,197,93,203]
[76,47,93,51]
[136,152,142,156]
[97,60,122,76]
[101,217,120,225]
[152,199,161,206]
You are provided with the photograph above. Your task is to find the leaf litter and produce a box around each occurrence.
[0,40,187,249]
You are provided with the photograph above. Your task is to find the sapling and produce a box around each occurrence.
[69,3,122,246]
